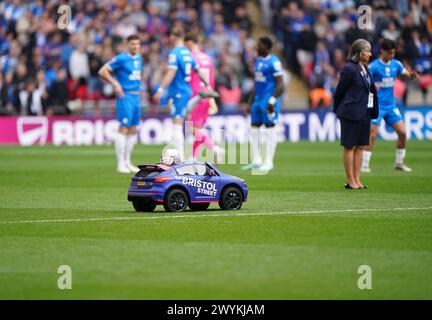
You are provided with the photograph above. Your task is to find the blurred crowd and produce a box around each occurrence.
[264,0,432,108]
[0,0,256,116]
[1,0,432,116]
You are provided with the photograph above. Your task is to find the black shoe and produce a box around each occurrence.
[344,183,360,189]
[361,185,368,189]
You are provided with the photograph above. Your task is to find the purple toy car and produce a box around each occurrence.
[128,162,248,212]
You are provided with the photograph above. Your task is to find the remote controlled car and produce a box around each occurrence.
[127,161,248,213]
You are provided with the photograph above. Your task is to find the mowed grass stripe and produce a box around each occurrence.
[0,206,431,225]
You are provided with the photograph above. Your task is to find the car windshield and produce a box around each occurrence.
[175,165,196,176]
[194,164,209,176]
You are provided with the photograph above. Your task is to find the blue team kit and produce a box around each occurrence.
[107,52,142,127]
[127,162,248,212]
[368,58,405,127]
[160,46,198,118]
[251,54,284,125]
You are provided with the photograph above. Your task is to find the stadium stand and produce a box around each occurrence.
[268,0,432,107]
[0,0,431,117]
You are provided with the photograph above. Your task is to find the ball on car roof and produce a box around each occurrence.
[160,149,182,166]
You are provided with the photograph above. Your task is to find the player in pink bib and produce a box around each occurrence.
[185,33,224,161]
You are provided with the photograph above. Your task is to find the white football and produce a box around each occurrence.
[160,149,181,166]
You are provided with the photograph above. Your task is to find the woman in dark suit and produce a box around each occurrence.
[334,39,379,189]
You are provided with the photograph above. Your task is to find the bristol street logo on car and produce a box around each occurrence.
[181,177,218,196]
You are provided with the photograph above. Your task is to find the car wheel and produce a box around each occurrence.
[164,189,189,212]
[132,199,156,212]
[189,203,210,211]
[219,186,243,210]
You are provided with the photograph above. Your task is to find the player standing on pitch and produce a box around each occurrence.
[98,34,142,173]
[184,32,224,162]
[152,28,218,161]
[361,39,417,173]
[242,36,284,172]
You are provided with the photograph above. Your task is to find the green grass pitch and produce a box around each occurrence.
[0,141,431,299]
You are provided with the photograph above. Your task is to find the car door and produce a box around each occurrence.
[174,164,197,199]
[192,164,220,202]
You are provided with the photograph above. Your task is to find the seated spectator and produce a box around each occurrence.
[309,76,332,109]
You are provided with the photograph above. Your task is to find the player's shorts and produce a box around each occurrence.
[161,91,192,119]
[116,92,141,127]
[371,105,403,127]
[189,99,210,128]
[251,98,280,125]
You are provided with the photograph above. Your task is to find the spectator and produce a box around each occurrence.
[200,1,214,36]
[210,20,229,54]
[234,5,253,34]
[19,78,43,115]
[12,61,28,107]
[87,44,104,99]
[49,68,69,114]
[113,16,138,39]
[69,41,90,81]
[0,72,15,114]
[309,77,332,109]
[0,39,20,74]
[311,41,333,91]
[35,69,49,112]
[43,32,63,64]
[382,22,401,41]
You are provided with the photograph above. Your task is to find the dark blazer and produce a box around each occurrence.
[333,62,379,122]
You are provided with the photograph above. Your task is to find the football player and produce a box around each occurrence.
[98,34,142,173]
[152,28,218,161]
[242,36,284,172]
[362,38,417,173]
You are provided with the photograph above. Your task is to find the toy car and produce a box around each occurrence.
[127,162,248,212]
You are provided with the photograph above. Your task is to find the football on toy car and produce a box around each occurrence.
[127,162,248,212]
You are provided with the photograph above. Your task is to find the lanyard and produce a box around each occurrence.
[360,67,371,90]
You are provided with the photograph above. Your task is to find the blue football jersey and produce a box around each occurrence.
[254,54,284,101]
[106,52,142,92]
[167,46,198,95]
[369,58,405,108]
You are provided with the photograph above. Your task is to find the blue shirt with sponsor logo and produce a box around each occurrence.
[106,52,142,92]
[167,46,198,96]
[369,58,405,109]
[254,54,283,101]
